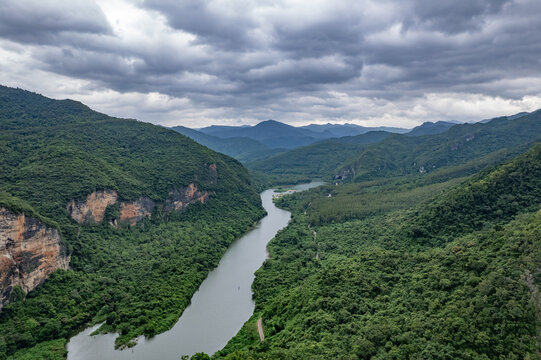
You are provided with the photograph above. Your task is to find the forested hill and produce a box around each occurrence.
[404,143,541,248]
[337,111,541,181]
[247,131,393,185]
[215,143,541,360]
[0,85,265,358]
[171,125,283,162]
[250,110,541,183]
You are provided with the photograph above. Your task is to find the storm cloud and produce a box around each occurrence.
[0,0,540,127]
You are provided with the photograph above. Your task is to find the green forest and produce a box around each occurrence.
[0,86,265,358]
[0,85,540,359]
[215,144,541,359]
[249,111,541,185]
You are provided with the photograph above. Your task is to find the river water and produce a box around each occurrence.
[67,182,323,360]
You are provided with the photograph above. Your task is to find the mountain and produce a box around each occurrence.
[300,123,408,137]
[0,86,265,356]
[196,124,250,136]
[250,111,541,184]
[171,125,282,162]
[303,120,454,139]
[480,111,530,123]
[198,120,409,149]
[336,111,541,181]
[406,120,456,136]
[216,143,541,360]
[199,120,327,149]
[248,131,393,184]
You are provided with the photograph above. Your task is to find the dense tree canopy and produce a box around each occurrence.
[215,144,541,359]
[0,86,265,358]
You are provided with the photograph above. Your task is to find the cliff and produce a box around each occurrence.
[68,183,213,226]
[66,190,118,224]
[0,208,70,309]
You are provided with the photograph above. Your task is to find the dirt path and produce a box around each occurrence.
[256,317,265,342]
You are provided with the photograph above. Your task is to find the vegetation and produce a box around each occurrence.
[11,339,67,360]
[171,126,284,163]
[215,144,541,359]
[198,120,326,149]
[0,86,265,357]
[2,85,540,359]
[248,132,391,183]
[250,111,541,183]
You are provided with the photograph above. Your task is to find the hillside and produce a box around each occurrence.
[0,86,265,357]
[406,121,456,136]
[215,143,541,359]
[198,120,410,151]
[299,123,408,137]
[337,111,541,182]
[171,125,282,162]
[198,120,325,149]
[248,131,392,184]
[250,111,541,183]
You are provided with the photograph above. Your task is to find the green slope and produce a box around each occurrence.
[406,120,456,136]
[200,120,324,149]
[248,131,392,183]
[0,86,265,357]
[215,144,541,359]
[338,112,541,181]
[250,111,541,184]
[171,125,283,162]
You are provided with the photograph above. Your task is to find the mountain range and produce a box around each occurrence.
[174,112,532,166]
[247,110,541,185]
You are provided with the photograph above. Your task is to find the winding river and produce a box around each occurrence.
[67,182,323,359]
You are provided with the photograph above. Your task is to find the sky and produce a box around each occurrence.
[0,0,540,128]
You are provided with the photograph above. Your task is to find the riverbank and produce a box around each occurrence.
[67,182,323,359]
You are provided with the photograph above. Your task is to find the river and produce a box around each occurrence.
[67,181,323,360]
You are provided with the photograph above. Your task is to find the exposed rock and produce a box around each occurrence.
[67,190,118,224]
[165,183,212,212]
[0,208,70,309]
[120,197,155,226]
[68,183,212,227]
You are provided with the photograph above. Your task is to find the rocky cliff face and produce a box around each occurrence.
[0,208,70,309]
[68,183,212,227]
[120,197,155,226]
[165,183,212,212]
[67,190,118,224]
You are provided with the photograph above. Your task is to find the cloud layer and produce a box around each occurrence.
[1,0,540,127]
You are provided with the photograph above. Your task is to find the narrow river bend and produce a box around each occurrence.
[67,182,323,359]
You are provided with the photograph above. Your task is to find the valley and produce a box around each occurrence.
[0,85,539,359]
[1,2,540,359]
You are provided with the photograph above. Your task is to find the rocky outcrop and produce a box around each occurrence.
[120,197,155,226]
[67,184,213,227]
[165,183,212,212]
[67,190,117,224]
[0,208,70,309]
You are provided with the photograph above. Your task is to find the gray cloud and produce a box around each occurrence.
[0,0,540,127]
[0,0,111,44]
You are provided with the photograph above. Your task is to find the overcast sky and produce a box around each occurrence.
[1,0,540,128]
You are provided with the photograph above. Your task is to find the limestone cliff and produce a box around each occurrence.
[120,197,155,226]
[164,183,212,212]
[0,208,70,309]
[68,184,213,227]
[67,190,117,224]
